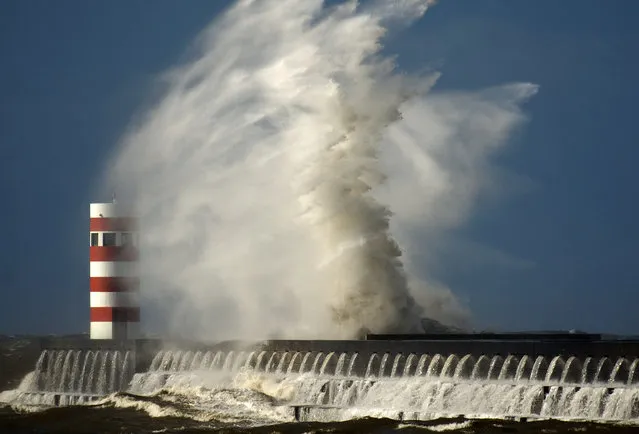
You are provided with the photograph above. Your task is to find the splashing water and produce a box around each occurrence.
[103,350,639,421]
[104,0,537,340]
[5,348,639,423]
[0,349,133,407]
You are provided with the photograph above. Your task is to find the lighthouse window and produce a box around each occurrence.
[121,232,132,246]
[103,233,117,247]
[90,233,99,246]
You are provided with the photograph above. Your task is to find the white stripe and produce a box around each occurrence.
[89,261,137,277]
[90,321,139,340]
[90,292,139,308]
[90,203,133,218]
[90,322,114,339]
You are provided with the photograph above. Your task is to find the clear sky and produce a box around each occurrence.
[1,0,638,335]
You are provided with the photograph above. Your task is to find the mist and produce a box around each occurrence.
[104,0,537,340]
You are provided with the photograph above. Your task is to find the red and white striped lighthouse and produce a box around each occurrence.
[89,201,140,339]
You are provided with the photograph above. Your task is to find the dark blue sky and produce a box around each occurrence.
[2,0,638,335]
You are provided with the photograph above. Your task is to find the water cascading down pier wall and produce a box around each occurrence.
[9,333,639,421]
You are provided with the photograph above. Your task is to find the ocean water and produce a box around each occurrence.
[3,340,639,432]
[2,403,639,434]
[3,354,639,434]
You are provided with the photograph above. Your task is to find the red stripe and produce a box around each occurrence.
[90,307,140,322]
[90,246,139,261]
[90,277,140,292]
[90,218,138,231]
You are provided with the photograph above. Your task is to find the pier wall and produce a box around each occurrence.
[31,333,639,377]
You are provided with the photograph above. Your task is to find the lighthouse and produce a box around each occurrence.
[89,200,139,339]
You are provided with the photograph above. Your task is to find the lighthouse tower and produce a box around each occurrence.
[89,201,139,339]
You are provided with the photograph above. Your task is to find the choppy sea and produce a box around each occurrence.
[3,338,639,433]
[2,396,638,434]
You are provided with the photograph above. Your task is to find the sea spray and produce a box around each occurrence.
[104,0,536,339]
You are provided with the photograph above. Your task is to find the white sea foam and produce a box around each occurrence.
[97,385,294,425]
[5,358,639,425]
[399,421,473,431]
